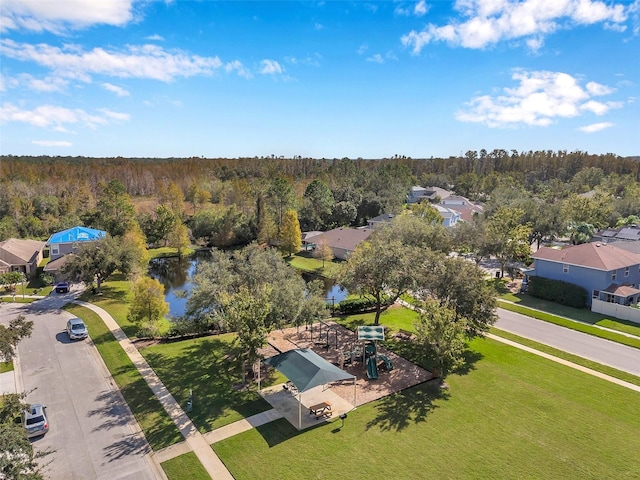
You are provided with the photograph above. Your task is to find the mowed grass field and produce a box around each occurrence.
[213,336,640,480]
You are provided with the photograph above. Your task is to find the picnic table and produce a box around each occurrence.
[309,401,332,418]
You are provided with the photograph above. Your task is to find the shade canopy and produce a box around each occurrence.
[357,325,385,341]
[264,348,354,393]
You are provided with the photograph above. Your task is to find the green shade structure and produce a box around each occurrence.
[357,325,385,341]
[264,348,354,393]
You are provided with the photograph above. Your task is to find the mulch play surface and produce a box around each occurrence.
[262,320,433,407]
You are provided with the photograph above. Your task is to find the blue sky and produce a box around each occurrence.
[1,0,639,159]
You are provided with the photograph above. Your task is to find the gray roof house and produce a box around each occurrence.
[0,238,46,278]
[312,227,373,260]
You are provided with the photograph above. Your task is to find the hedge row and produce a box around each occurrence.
[528,276,587,308]
[336,296,390,314]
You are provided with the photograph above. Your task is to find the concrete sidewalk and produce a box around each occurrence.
[0,369,16,395]
[74,300,234,480]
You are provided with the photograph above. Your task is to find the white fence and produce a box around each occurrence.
[591,299,640,324]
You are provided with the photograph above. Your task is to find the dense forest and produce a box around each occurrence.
[1,151,639,248]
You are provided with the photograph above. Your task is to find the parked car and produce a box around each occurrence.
[23,404,49,438]
[66,318,88,340]
[55,282,70,293]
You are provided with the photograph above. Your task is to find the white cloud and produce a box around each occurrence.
[414,1,429,17]
[402,0,629,53]
[0,102,126,130]
[456,70,622,127]
[0,0,135,33]
[260,59,283,75]
[367,54,385,64]
[146,34,164,41]
[0,40,224,82]
[32,140,72,147]
[224,60,253,79]
[98,108,130,121]
[315,22,324,30]
[357,44,368,55]
[395,1,429,17]
[579,122,613,132]
[102,82,130,96]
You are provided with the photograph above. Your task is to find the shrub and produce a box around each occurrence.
[336,296,390,314]
[528,276,587,308]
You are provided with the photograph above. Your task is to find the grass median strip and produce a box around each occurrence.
[161,452,210,480]
[490,326,640,387]
[498,300,640,350]
[64,304,183,450]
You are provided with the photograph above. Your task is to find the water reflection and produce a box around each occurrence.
[149,253,347,318]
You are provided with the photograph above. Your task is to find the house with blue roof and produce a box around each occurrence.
[47,226,106,261]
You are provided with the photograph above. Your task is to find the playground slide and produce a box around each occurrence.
[378,354,393,371]
[366,356,379,379]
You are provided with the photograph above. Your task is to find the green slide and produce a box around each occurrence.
[366,356,379,379]
[378,354,393,371]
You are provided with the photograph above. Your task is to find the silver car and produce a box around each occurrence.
[23,404,49,438]
[66,318,88,340]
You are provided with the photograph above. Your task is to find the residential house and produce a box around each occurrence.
[433,205,461,227]
[527,242,640,306]
[406,186,452,204]
[301,231,323,251]
[367,213,396,229]
[47,226,106,261]
[312,227,373,260]
[439,195,484,222]
[0,238,46,278]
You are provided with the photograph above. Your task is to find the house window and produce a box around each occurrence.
[563,264,569,273]
[612,271,617,280]
[51,246,59,256]
[625,267,630,277]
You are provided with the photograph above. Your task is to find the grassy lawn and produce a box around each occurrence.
[148,247,196,260]
[285,251,341,279]
[139,333,278,432]
[214,336,640,479]
[499,291,640,338]
[490,327,640,387]
[0,361,14,373]
[161,452,210,480]
[63,304,183,450]
[78,275,171,337]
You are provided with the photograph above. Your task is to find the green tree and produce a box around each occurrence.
[127,277,169,336]
[167,222,190,257]
[312,238,334,268]
[94,179,137,237]
[279,209,302,257]
[417,255,497,337]
[0,315,33,362]
[339,237,422,325]
[408,202,443,224]
[158,180,185,218]
[299,179,334,230]
[0,420,46,480]
[62,235,140,292]
[267,177,296,233]
[567,222,595,245]
[414,300,467,379]
[0,272,25,295]
[485,207,532,277]
[222,285,271,385]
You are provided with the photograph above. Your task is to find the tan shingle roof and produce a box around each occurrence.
[533,242,640,271]
[314,228,373,252]
[0,238,45,263]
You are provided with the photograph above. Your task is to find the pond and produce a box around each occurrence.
[149,253,348,318]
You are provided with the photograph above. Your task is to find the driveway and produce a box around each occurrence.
[1,290,160,480]
[495,307,640,377]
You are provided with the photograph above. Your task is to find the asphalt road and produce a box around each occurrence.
[1,292,158,480]
[495,307,640,377]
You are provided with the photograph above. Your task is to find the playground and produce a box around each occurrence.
[259,320,433,428]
